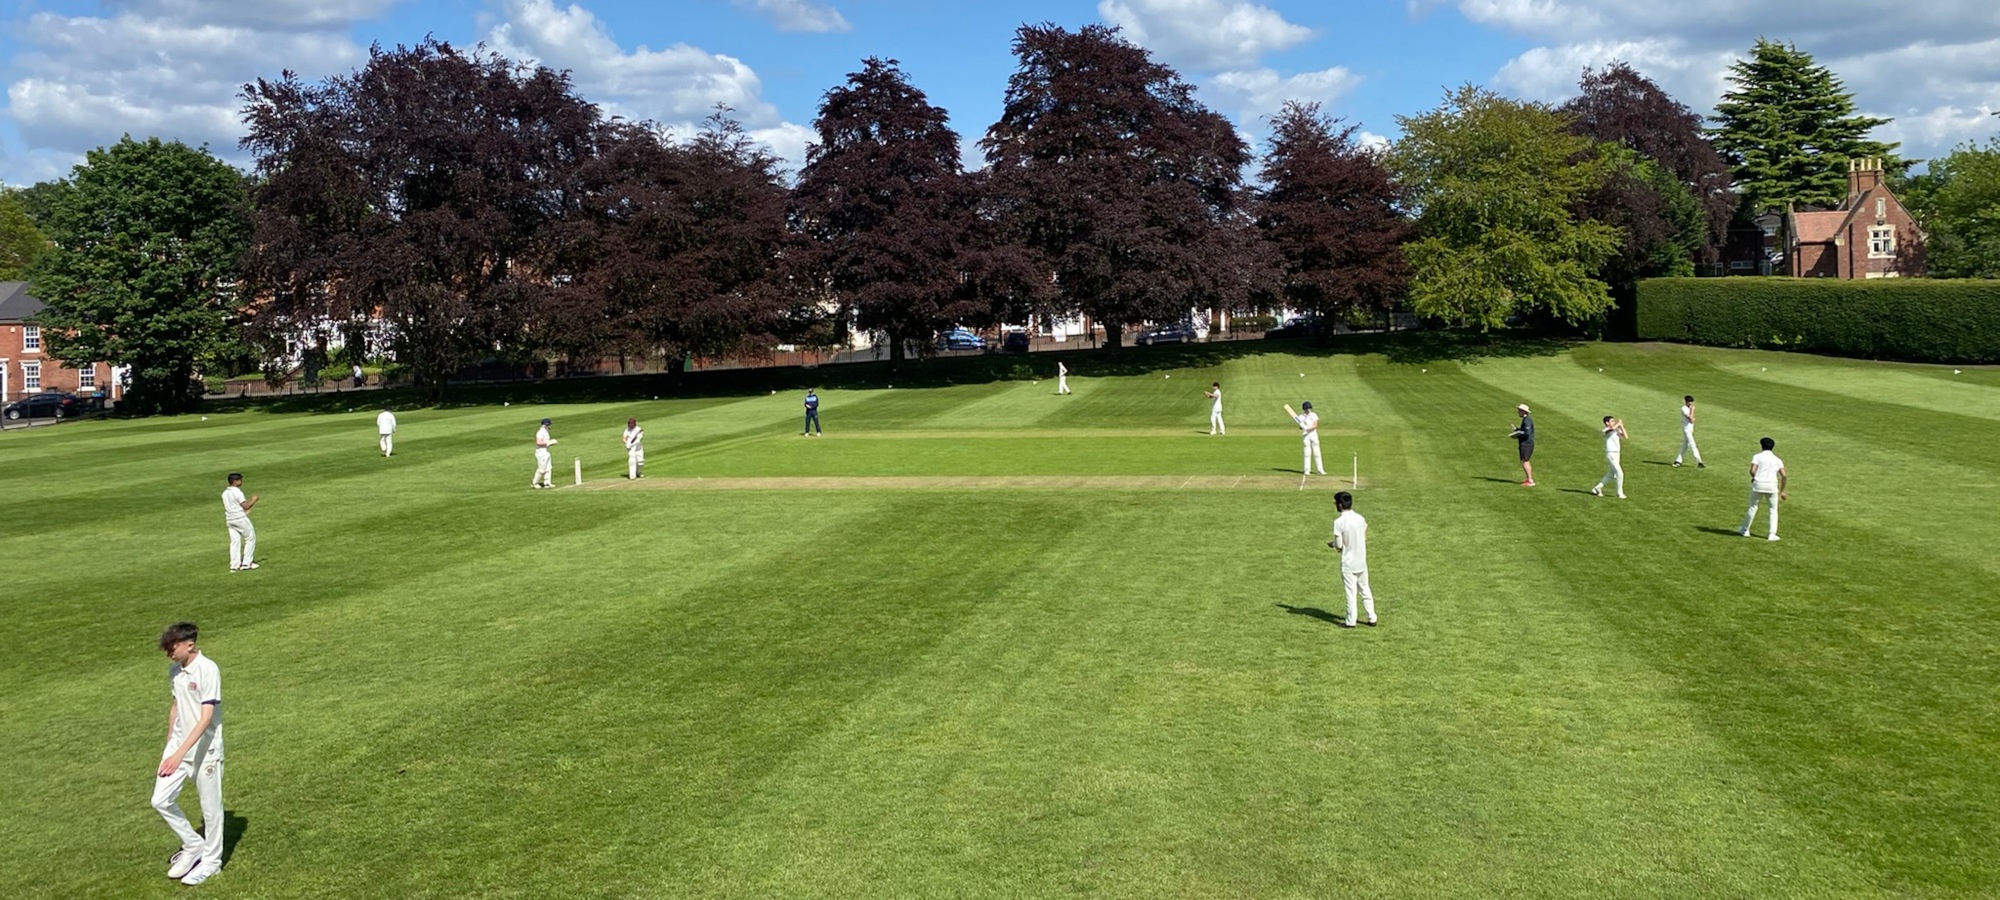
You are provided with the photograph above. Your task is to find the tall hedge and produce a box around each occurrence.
[1636,277,2000,363]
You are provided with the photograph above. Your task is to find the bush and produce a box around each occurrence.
[1637,277,2000,363]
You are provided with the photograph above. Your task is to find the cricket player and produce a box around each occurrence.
[152,622,225,886]
[221,473,258,571]
[376,405,397,457]
[533,418,558,489]
[1674,395,1704,468]
[1285,401,1327,475]
[1206,382,1225,435]
[1591,415,1628,499]
[623,418,645,479]
[803,389,822,436]
[1510,404,1536,486]
[1326,491,1377,628]
[1740,437,1787,541]
[1057,362,1071,395]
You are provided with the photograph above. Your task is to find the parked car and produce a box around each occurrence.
[938,328,987,351]
[3,391,86,420]
[1264,315,1320,339]
[1000,330,1031,353]
[1136,322,1197,345]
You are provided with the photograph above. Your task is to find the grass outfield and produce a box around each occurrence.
[4,338,1997,898]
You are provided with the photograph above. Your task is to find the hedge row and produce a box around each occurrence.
[1636,277,2000,364]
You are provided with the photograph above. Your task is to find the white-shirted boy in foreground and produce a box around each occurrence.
[1591,415,1627,499]
[1674,395,1704,468]
[1326,490,1378,628]
[1740,436,1787,541]
[153,621,225,886]
[1205,382,1225,435]
[376,405,397,457]
[623,417,645,479]
[533,418,558,489]
[221,473,258,571]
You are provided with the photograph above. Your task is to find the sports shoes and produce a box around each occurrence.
[1739,530,1751,537]
[180,859,221,885]
[1589,485,1602,496]
[1697,462,1706,469]
[1337,621,1356,629]
[1617,493,1627,500]
[1672,460,1682,467]
[1767,535,1781,542]
[167,851,201,879]
[1521,480,1536,487]
[1364,619,1378,627]
[239,562,258,570]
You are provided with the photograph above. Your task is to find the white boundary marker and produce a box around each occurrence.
[574,457,582,486]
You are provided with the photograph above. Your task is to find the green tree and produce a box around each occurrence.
[1709,38,1899,214]
[28,137,250,414]
[1389,85,1619,330]
[1902,137,2000,278]
[0,189,47,280]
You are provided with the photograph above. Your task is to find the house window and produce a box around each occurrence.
[1869,226,1896,259]
[79,366,95,390]
[22,361,40,391]
[22,325,40,352]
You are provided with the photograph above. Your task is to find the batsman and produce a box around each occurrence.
[1284,401,1327,476]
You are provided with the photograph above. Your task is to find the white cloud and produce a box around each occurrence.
[1207,66,1363,122]
[1,4,378,183]
[1099,0,1314,72]
[1447,0,2000,161]
[732,0,851,34]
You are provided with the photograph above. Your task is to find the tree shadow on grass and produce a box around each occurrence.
[206,330,1584,416]
[1276,603,1346,626]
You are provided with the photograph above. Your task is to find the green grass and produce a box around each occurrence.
[5,338,1997,898]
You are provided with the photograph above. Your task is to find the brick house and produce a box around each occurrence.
[0,281,120,404]
[1784,158,1923,278]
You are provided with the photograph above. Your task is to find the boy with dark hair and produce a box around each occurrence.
[1674,395,1704,468]
[1741,437,1788,541]
[1326,491,1378,628]
[153,622,225,885]
[221,474,258,571]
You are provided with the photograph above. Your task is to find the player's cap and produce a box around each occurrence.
[540,418,552,426]
[1516,403,1531,413]
[1301,401,1313,410]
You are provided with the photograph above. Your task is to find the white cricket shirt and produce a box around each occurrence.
[1604,427,1622,454]
[1681,405,1695,429]
[166,652,224,760]
[1298,411,1319,435]
[1210,389,1223,414]
[1750,450,1784,492]
[1333,509,1368,574]
[377,411,397,435]
[220,486,249,523]
[535,426,552,452]
[623,426,643,451]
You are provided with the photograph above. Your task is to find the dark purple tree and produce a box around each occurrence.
[791,58,986,363]
[1561,62,1736,259]
[980,24,1265,348]
[1255,102,1410,328]
[239,39,600,399]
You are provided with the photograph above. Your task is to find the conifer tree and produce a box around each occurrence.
[1709,39,1899,213]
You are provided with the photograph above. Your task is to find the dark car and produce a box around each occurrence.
[1264,315,1320,339]
[3,391,86,420]
[1000,330,1030,353]
[1136,322,1196,345]
[938,328,987,351]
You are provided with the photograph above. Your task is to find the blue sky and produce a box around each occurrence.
[3,0,1997,186]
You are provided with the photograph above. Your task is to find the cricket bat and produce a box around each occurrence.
[1282,404,1297,420]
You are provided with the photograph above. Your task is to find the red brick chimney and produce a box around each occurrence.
[1847,157,1882,200]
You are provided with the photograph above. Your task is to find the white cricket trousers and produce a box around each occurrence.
[534,448,553,487]
[1210,410,1225,434]
[1302,434,1325,474]
[1342,568,1376,626]
[379,433,393,456]
[627,448,644,479]
[226,519,255,569]
[1676,426,1701,465]
[1741,489,1779,538]
[152,752,224,863]
[1596,451,1625,497]
[1058,374,1070,394]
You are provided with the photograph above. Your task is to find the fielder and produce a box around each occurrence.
[153,621,225,886]
[221,473,258,571]
[623,417,645,479]
[1205,382,1225,435]
[376,405,397,457]
[803,389,822,436]
[1591,415,1628,499]
[1284,401,1327,475]
[1674,395,1704,468]
[1057,362,1071,395]
[1326,491,1378,628]
[1739,437,1787,541]
[533,418,558,489]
